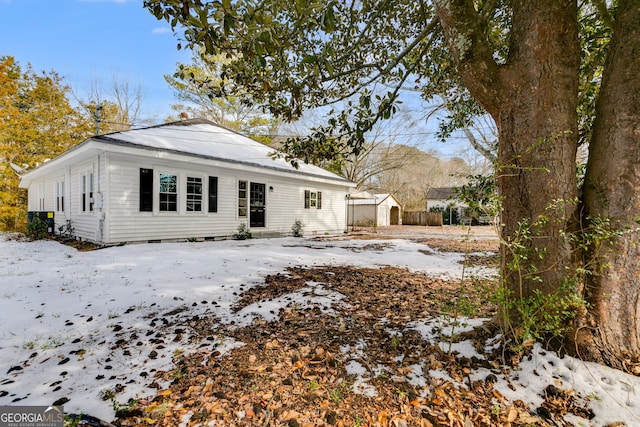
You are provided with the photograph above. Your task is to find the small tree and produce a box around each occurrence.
[291,220,304,237]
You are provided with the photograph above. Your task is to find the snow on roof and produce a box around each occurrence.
[94,119,350,183]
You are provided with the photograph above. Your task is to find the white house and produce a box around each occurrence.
[426,187,464,211]
[19,119,356,244]
[426,187,470,225]
[347,193,402,227]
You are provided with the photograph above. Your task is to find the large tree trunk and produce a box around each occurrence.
[579,0,640,373]
[435,1,580,305]
[496,2,579,301]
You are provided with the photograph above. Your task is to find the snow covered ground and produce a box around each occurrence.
[0,234,638,426]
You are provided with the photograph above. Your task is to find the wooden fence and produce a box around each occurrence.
[402,211,443,226]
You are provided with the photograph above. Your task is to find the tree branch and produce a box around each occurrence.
[316,18,439,109]
[432,0,502,118]
[462,128,497,163]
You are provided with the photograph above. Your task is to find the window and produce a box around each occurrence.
[186,176,203,212]
[139,168,153,212]
[81,172,94,212]
[81,175,86,212]
[55,180,65,212]
[38,183,45,211]
[88,172,94,212]
[304,190,322,209]
[159,173,178,212]
[238,180,247,218]
[208,176,218,213]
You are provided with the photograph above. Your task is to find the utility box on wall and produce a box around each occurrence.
[27,211,55,234]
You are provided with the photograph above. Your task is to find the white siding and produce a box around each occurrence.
[67,157,104,241]
[265,181,346,236]
[102,153,349,244]
[24,155,105,241]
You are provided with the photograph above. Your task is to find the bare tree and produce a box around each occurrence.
[76,76,151,134]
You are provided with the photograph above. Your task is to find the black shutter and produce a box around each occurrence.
[317,192,322,209]
[304,190,310,208]
[139,168,153,212]
[208,176,218,213]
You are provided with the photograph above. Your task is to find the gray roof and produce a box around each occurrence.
[426,187,457,200]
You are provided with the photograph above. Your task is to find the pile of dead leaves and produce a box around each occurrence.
[113,262,595,427]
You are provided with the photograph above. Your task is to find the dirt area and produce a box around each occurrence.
[340,225,500,256]
[111,228,593,427]
[347,225,499,240]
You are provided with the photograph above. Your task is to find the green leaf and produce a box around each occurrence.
[253,55,267,68]
[301,54,317,64]
[322,5,336,32]
[257,31,272,43]
[223,13,236,34]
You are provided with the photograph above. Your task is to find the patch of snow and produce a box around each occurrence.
[495,344,640,426]
[1,234,639,426]
[345,360,377,398]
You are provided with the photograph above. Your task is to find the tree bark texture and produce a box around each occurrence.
[580,0,640,372]
[435,0,580,301]
[496,1,580,299]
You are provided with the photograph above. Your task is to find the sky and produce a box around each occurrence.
[0,0,192,122]
[1,232,639,426]
[0,0,486,159]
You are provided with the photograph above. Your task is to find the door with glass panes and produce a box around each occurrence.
[249,182,266,227]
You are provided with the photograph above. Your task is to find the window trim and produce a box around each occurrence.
[159,172,178,213]
[55,179,65,213]
[38,182,45,211]
[80,169,95,213]
[238,180,248,218]
[304,190,323,210]
[186,175,203,213]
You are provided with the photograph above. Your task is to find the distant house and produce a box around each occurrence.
[426,187,463,210]
[427,186,495,225]
[19,119,356,244]
[426,187,467,225]
[347,193,402,227]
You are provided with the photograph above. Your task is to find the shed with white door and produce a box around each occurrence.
[347,193,402,227]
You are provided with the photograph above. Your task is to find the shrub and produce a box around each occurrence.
[291,219,304,237]
[26,216,48,240]
[232,223,251,240]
